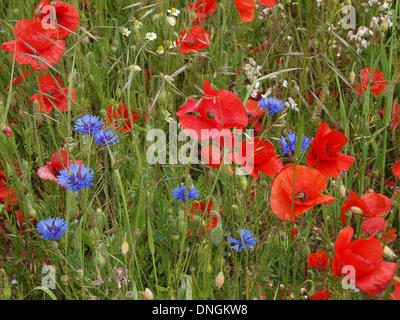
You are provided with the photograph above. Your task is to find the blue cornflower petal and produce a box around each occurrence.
[74,115,104,134]
[57,163,95,193]
[172,184,199,201]
[37,217,69,241]
[258,97,285,114]
[280,133,312,155]
[94,130,119,146]
[228,228,258,252]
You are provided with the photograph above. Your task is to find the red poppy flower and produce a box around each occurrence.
[2,124,12,137]
[307,122,355,178]
[0,170,19,211]
[6,70,30,91]
[188,0,218,23]
[256,282,267,300]
[107,102,139,132]
[307,251,329,269]
[340,190,392,225]
[175,26,212,53]
[392,158,400,179]
[270,164,335,221]
[310,290,331,300]
[362,217,397,244]
[233,0,276,22]
[291,227,298,241]
[355,67,387,96]
[389,280,400,300]
[29,74,76,114]
[332,226,397,296]
[188,201,220,237]
[176,81,248,141]
[226,138,282,178]
[244,100,265,135]
[1,19,66,71]
[37,150,80,183]
[33,0,80,38]
[380,102,400,130]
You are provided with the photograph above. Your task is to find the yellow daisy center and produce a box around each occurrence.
[135,20,140,25]
[172,8,176,12]
[158,46,164,51]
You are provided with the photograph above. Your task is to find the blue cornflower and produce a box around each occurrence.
[172,184,199,201]
[280,132,312,155]
[37,217,69,241]
[74,115,104,134]
[57,163,95,193]
[258,97,285,114]
[228,228,258,252]
[94,130,119,146]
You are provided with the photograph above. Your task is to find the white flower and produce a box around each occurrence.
[156,45,164,55]
[167,8,180,16]
[169,40,177,48]
[283,80,288,88]
[123,28,131,37]
[134,20,142,29]
[146,32,157,41]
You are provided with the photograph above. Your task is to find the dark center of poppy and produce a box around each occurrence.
[294,190,309,203]
[188,39,196,46]
[207,111,215,119]
[247,112,252,118]
[317,261,324,266]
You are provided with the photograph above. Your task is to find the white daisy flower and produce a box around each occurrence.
[169,40,177,48]
[134,20,142,29]
[123,28,131,37]
[283,80,288,88]
[156,45,165,55]
[146,32,157,41]
[167,8,180,16]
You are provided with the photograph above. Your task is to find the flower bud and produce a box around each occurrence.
[61,275,69,283]
[152,14,161,23]
[350,206,364,215]
[349,71,356,84]
[380,21,389,33]
[29,208,37,218]
[383,245,397,261]
[121,241,129,255]
[189,10,197,21]
[300,287,307,296]
[215,272,224,288]
[340,184,346,197]
[3,287,11,299]
[144,288,154,300]
[222,163,232,177]
[166,16,176,27]
[240,176,248,192]
[125,291,134,299]
[171,232,179,241]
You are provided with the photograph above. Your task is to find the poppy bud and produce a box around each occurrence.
[301,287,307,295]
[205,264,212,274]
[371,168,380,177]
[189,10,197,21]
[345,210,352,224]
[380,21,389,33]
[383,245,397,261]
[29,208,37,218]
[231,204,239,213]
[349,71,356,84]
[89,227,100,245]
[340,184,346,197]
[61,275,69,283]
[303,245,311,257]
[171,231,179,241]
[222,163,232,177]
[95,253,106,267]
[144,288,154,300]
[215,272,224,288]
[215,254,225,267]
[111,46,117,53]
[152,14,161,23]
[116,87,122,99]
[166,16,176,27]
[178,219,185,234]
[3,287,11,299]
[121,241,129,255]
[240,176,248,192]
[82,36,90,45]
[350,206,363,215]
[75,268,84,278]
